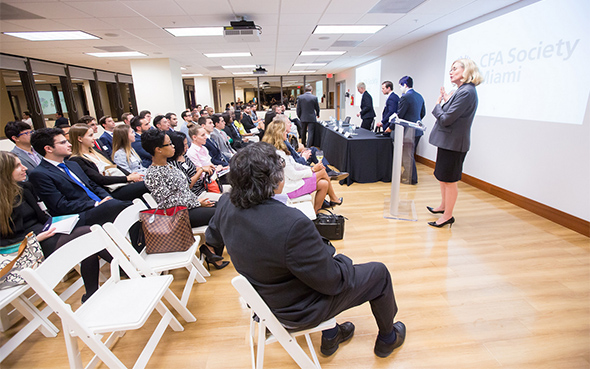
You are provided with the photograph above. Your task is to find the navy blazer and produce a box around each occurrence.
[98,131,113,157]
[296,92,320,123]
[29,159,110,216]
[381,92,399,131]
[241,114,255,132]
[204,138,229,166]
[429,83,478,152]
[397,89,426,137]
[132,133,152,168]
[360,91,376,119]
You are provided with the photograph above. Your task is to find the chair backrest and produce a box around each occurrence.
[113,198,147,238]
[231,275,293,343]
[143,193,158,208]
[102,223,157,277]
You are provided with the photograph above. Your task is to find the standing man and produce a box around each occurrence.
[98,115,116,157]
[296,84,320,147]
[378,81,399,134]
[357,82,376,130]
[397,76,425,185]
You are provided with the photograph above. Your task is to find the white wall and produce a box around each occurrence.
[130,58,185,116]
[335,2,590,222]
[194,76,214,108]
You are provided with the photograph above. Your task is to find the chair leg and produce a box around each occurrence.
[61,322,85,369]
[180,265,203,306]
[11,295,58,336]
[256,321,266,369]
[305,333,321,368]
[154,301,183,332]
[192,254,210,278]
[163,289,196,322]
[134,313,173,369]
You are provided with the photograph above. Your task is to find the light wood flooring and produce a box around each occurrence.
[2,162,589,368]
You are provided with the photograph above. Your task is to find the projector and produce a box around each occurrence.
[223,19,261,42]
[253,66,267,75]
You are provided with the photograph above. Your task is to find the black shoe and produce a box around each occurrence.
[320,322,355,356]
[329,197,343,207]
[205,260,230,271]
[199,244,223,263]
[374,321,406,358]
[329,171,349,181]
[321,200,331,209]
[427,216,455,228]
[426,206,444,214]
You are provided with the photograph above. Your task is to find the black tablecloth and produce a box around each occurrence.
[318,125,393,185]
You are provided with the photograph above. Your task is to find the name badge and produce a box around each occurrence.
[103,145,108,150]
[182,162,189,170]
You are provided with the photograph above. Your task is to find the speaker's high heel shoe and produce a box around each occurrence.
[426,206,444,214]
[199,245,223,263]
[205,260,230,271]
[427,217,455,228]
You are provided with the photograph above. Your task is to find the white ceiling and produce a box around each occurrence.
[0,0,523,77]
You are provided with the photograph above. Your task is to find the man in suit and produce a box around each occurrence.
[98,115,116,157]
[29,128,130,227]
[5,120,42,179]
[153,115,171,132]
[55,111,69,127]
[378,81,399,133]
[179,110,192,139]
[357,82,376,130]
[210,114,236,162]
[296,85,321,147]
[397,76,426,185]
[121,112,133,125]
[131,115,153,168]
[264,104,281,127]
[206,143,405,358]
[242,104,264,139]
[200,116,229,167]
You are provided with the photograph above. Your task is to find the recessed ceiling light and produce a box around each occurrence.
[180,67,187,70]
[293,63,327,67]
[204,52,252,58]
[85,51,147,57]
[300,51,345,56]
[289,70,316,74]
[313,25,385,34]
[3,31,100,41]
[233,72,254,75]
[164,27,224,37]
[223,65,257,69]
[182,74,203,77]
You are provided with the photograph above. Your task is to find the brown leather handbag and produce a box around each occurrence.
[139,206,195,254]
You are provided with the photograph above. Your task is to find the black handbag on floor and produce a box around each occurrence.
[314,209,346,240]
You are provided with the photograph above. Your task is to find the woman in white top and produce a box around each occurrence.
[112,124,147,175]
[262,116,342,213]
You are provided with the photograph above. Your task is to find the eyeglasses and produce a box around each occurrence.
[55,139,69,145]
[17,131,33,137]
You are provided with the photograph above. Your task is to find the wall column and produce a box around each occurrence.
[130,58,185,115]
[193,76,214,110]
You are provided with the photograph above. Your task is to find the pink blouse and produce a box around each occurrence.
[186,144,212,168]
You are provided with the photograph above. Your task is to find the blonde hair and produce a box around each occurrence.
[187,122,202,141]
[454,58,484,86]
[69,123,92,157]
[111,124,133,162]
[261,117,289,155]
[0,152,23,236]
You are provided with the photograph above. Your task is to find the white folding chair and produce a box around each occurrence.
[0,285,58,362]
[287,194,317,220]
[20,225,185,369]
[109,199,210,306]
[231,275,335,369]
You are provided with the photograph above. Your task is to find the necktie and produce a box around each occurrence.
[57,163,101,202]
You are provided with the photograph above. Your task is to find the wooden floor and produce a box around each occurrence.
[2,162,589,368]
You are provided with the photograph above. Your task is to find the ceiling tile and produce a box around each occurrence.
[8,2,90,19]
[122,1,188,17]
[67,1,137,19]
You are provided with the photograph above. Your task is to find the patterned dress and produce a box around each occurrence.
[144,164,201,209]
[169,155,206,197]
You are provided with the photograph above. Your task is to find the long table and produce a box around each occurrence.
[317,124,393,185]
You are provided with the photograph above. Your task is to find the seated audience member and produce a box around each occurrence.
[165,112,178,132]
[28,128,131,227]
[222,113,249,150]
[121,112,133,125]
[22,111,33,127]
[112,124,147,175]
[140,129,227,269]
[5,120,42,177]
[98,115,116,157]
[186,123,226,175]
[200,109,209,118]
[54,122,71,140]
[55,111,69,127]
[205,142,405,357]
[210,114,236,161]
[206,106,214,116]
[130,115,153,167]
[200,116,229,167]
[179,110,192,138]
[264,104,281,127]
[242,104,265,139]
[233,110,257,142]
[139,110,152,124]
[153,114,171,132]
[78,115,108,155]
[262,118,342,214]
[0,151,111,302]
[168,131,218,199]
[68,124,148,202]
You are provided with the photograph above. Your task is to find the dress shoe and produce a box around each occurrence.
[320,321,355,356]
[426,206,444,214]
[321,200,331,209]
[374,321,406,358]
[329,197,343,207]
[329,171,349,181]
[427,216,455,228]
